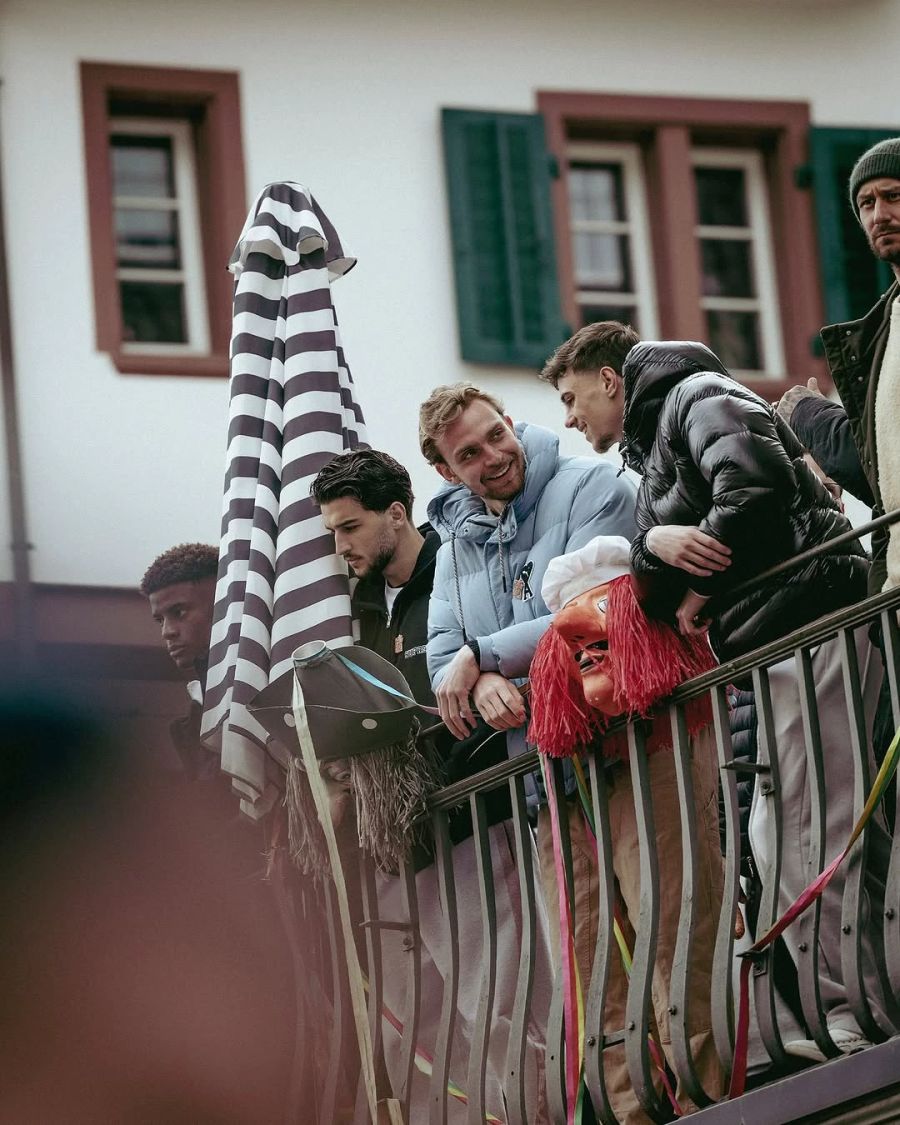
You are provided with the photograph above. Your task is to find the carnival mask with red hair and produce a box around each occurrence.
[528,537,716,759]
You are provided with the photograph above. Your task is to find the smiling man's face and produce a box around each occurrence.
[433,399,526,514]
[556,367,625,455]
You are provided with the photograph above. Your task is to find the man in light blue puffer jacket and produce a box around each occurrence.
[420,381,636,768]
[418,382,637,1001]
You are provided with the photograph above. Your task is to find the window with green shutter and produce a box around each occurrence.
[441,108,566,367]
[810,126,899,325]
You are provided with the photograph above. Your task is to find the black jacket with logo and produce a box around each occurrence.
[353,528,441,714]
[352,527,509,816]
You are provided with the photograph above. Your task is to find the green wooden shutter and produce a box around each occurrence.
[442,108,566,367]
[809,126,899,325]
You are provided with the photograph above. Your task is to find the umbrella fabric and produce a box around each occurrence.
[202,182,366,820]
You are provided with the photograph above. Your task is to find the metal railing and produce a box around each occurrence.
[293,512,900,1125]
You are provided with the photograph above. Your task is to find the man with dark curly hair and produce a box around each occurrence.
[140,543,218,678]
[140,543,219,780]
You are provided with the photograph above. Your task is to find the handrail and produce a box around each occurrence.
[714,507,900,604]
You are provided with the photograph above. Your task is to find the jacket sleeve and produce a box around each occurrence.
[479,463,638,679]
[426,542,465,691]
[679,392,798,598]
[790,396,875,508]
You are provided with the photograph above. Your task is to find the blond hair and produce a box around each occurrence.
[418,382,505,464]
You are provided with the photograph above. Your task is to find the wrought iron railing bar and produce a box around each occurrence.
[429,810,458,1125]
[583,749,620,1125]
[881,608,900,997]
[794,643,838,1059]
[322,880,347,1125]
[545,758,574,1124]
[466,792,497,1125]
[668,701,715,1108]
[710,684,738,1072]
[716,507,900,604]
[837,627,895,1040]
[506,775,537,1125]
[749,665,788,1068]
[426,589,900,813]
[624,721,671,1123]
[355,854,385,1125]
[396,857,423,1119]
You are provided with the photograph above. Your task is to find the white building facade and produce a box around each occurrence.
[0,0,896,715]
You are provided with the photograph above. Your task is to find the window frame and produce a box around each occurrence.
[691,146,785,377]
[538,90,826,398]
[81,62,247,378]
[566,140,660,338]
[111,117,210,355]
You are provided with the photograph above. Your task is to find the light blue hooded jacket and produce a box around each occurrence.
[426,422,637,803]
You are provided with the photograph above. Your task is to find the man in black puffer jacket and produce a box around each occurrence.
[544,320,896,1064]
[620,341,868,659]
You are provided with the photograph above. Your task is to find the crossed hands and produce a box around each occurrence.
[435,645,525,739]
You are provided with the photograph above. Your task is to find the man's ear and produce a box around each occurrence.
[435,461,458,485]
[600,366,622,398]
[388,500,407,526]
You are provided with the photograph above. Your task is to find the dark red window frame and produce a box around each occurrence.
[81,62,247,378]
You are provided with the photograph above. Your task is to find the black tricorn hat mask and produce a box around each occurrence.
[250,640,421,761]
[249,640,443,877]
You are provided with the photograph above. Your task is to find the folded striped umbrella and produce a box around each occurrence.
[202,182,367,820]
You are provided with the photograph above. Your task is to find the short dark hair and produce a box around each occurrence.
[310,449,414,518]
[140,543,219,597]
[540,321,641,389]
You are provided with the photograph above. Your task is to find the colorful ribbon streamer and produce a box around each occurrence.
[571,755,683,1115]
[368,979,504,1124]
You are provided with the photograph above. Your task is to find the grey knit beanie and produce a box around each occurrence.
[849,137,900,214]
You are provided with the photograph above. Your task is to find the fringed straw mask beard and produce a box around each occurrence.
[252,642,445,880]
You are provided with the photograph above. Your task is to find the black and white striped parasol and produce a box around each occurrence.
[202,182,367,819]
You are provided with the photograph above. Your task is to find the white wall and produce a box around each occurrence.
[0,371,11,583]
[0,0,896,586]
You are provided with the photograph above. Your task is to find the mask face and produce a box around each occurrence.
[552,582,620,716]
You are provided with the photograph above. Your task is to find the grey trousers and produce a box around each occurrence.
[377,822,553,1123]
[749,628,895,1037]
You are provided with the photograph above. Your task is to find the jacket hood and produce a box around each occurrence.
[426,422,560,543]
[351,526,440,613]
[621,340,731,470]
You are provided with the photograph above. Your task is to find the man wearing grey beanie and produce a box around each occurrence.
[774,138,900,1062]
[778,136,900,596]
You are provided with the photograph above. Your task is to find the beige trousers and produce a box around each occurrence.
[538,727,725,1123]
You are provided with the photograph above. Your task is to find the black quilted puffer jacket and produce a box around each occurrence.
[621,341,869,662]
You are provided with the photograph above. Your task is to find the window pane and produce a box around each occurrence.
[115,208,182,269]
[120,281,187,343]
[568,163,626,223]
[579,303,639,333]
[700,239,755,298]
[694,166,748,227]
[111,134,176,198]
[706,309,761,371]
[574,232,632,291]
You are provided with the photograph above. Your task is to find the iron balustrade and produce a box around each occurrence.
[295,508,900,1124]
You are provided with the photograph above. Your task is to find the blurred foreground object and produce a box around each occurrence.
[0,685,296,1124]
